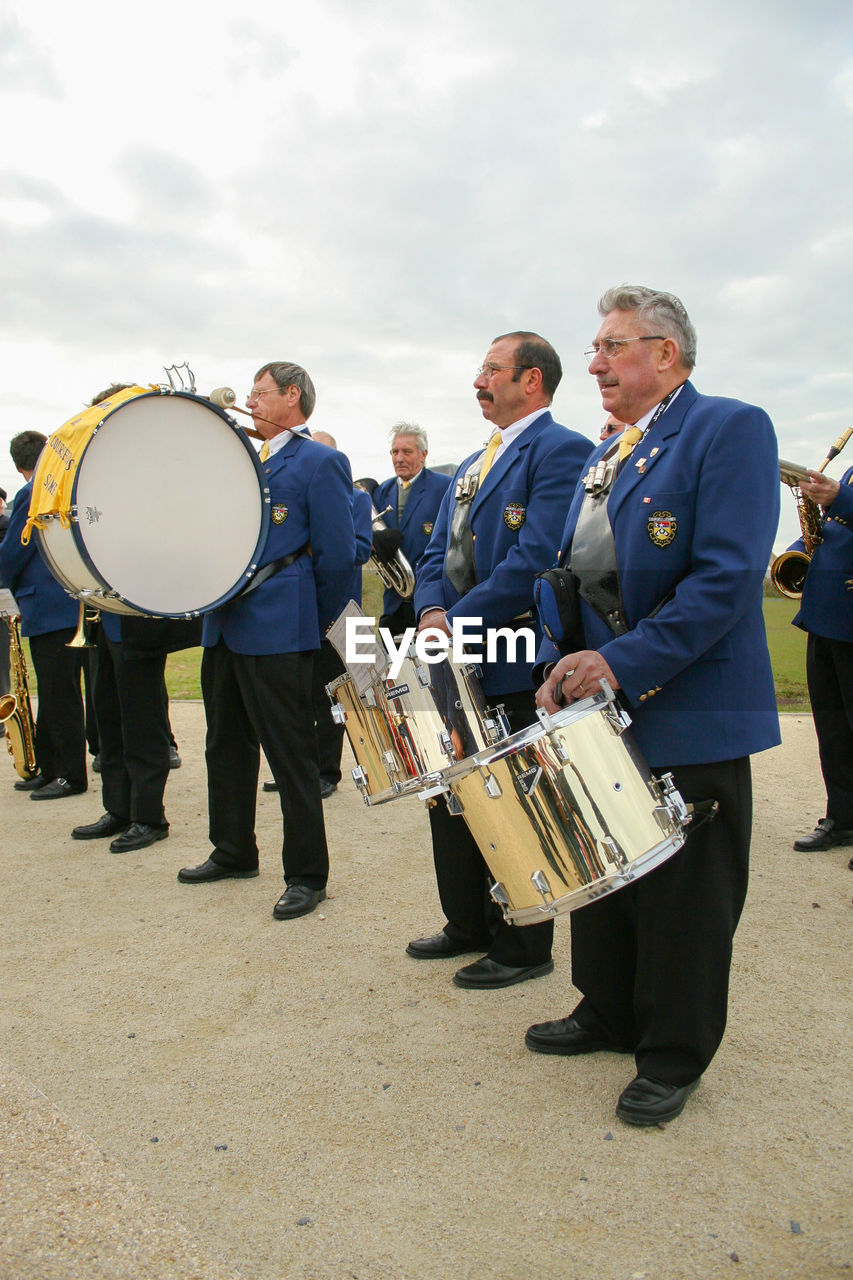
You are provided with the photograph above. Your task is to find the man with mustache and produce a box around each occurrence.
[408,332,593,988]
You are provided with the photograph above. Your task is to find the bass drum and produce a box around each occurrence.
[28,387,269,616]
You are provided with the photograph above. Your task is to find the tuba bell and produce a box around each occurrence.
[770,428,853,599]
[357,487,416,600]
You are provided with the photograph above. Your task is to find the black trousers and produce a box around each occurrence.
[569,756,752,1085]
[427,688,554,967]
[94,630,170,825]
[806,631,853,827]
[28,628,86,788]
[312,638,346,785]
[202,641,328,887]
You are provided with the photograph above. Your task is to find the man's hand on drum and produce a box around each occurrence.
[417,607,451,637]
[536,651,619,713]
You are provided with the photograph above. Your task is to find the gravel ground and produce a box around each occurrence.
[1,707,850,1280]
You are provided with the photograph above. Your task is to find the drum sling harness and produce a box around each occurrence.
[444,452,488,597]
[239,544,309,596]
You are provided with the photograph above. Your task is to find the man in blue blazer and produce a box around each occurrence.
[528,286,781,1126]
[371,425,451,635]
[409,331,593,989]
[178,363,356,920]
[787,466,853,865]
[0,431,87,798]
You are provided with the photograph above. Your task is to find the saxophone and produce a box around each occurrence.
[771,428,853,599]
[0,616,38,779]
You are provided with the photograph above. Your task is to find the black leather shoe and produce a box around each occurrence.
[616,1075,700,1126]
[525,1015,624,1056]
[110,822,169,853]
[92,755,102,773]
[30,777,86,800]
[319,779,337,799]
[793,818,853,851]
[262,780,278,792]
[453,957,554,989]
[272,884,326,919]
[169,745,181,769]
[178,857,259,883]
[14,773,48,791]
[406,930,492,960]
[72,812,129,840]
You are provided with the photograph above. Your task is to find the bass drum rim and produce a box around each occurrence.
[65,391,270,618]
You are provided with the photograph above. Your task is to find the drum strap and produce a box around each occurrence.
[570,474,629,636]
[239,544,309,596]
[445,453,486,596]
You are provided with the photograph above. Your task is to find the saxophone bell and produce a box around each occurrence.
[771,431,853,599]
[2,615,37,779]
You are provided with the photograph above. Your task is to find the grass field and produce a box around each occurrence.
[16,579,810,712]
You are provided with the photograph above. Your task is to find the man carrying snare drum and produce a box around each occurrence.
[531,286,780,1126]
[408,331,593,988]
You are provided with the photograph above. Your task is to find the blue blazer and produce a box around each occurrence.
[202,435,356,655]
[536,382,781,766]
[792,466,853,643]
[351,486,374,606]
[415,411,594,695]
[0,481,80,637]
[373,467,451,615]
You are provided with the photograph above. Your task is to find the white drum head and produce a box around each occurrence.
[72,394,267,615]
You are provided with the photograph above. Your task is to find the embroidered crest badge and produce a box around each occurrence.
[271,504,289,525]
[648,510,677,547]
[504,503,526,531]
[422,521,434,536]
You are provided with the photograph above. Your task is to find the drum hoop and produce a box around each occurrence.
[67,391,271,618]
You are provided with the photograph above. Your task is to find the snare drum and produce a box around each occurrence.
[25,387,269,616]
[441,688,689,924]
[328,648,510,805]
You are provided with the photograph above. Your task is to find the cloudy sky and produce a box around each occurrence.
[1,0,851,551]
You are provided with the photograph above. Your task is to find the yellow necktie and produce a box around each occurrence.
[479,430,503,482]
[617,425,643,462]
[259,441,270,462]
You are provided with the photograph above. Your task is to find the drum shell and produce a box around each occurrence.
[328,651,509,805]
[29,390,269,617]
[442,694,686,923]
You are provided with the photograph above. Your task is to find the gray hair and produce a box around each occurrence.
[255,362,316,419]
[598,285,697,370]
[389,422,428,452]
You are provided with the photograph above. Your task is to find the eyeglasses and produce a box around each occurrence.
[583,336,665,360]
[475,362,532,379]
[246,386,281,402]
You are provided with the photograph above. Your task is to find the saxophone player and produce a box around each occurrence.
[790,466,853,865]
[0,432,87,798]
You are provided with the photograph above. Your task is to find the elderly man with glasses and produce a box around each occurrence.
[530,286,781,1126]
[407,331,593,989]
[178,362,355,921]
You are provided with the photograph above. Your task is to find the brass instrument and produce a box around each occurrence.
[0,616,37,779]
[771,428,853,599]
[364,497,416,600]
[67,600,101,648]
